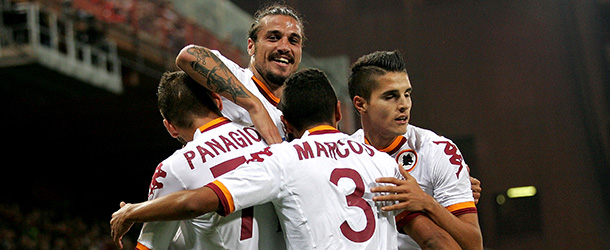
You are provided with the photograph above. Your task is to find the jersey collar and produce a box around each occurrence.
[365,135,407,155]
[198,117,231,134]
[252,76,280,107]
[306,125,340,136]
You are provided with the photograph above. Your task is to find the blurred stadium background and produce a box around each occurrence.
[0,0,609,249]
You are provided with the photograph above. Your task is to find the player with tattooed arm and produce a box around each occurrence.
[175,4,305,144]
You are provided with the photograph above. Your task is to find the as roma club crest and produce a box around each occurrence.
[396,149,417,172]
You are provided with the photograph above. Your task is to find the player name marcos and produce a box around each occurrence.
[293,139,375,161]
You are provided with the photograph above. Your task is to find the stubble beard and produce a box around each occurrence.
[256,64,288,87]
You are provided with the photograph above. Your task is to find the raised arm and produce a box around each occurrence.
[110,187,219,249]
[176,45,282,144]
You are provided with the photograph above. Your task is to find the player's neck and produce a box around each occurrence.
[186,115,223,140]
[360,117,399,149]
[362,127,400,150]
[249,65,285,99]
[367,135,399,151]
[288,122,338,140]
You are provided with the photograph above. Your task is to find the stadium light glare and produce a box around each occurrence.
[496,194,506,205]
[506,186,537,198]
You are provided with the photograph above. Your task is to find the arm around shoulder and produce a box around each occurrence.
[126,186,220,223]
[175,44,258,109]
[175,45,282,144]
[110,187,220,248]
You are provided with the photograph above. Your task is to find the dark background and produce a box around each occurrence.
[2,0,609,249]
[231,1,610,248]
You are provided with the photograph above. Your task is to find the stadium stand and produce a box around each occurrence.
[0,1,352,249]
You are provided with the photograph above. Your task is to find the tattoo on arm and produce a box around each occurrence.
[186,47,250,102]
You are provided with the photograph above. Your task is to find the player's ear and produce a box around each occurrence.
[210,92,223,111]
[353,95,367,114]
[334,101,342,124]
[247,38,256,56]
[281,115,295,134]
[163,119,180,139]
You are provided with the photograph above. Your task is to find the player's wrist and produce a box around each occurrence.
[421,194,441,214]
[122,203,142,223]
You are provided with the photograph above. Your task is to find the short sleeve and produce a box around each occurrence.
[147,162,186,201]
[209,50,244,75]
[429,140,477,216]
[206,147,283,216]
[137,221,180,250]
[220,97,251,126]
[139,162,186,248]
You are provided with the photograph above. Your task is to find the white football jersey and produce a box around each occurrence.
[210,50,286,139]
[206,125,401,250]
[351,125,477,250]
[137,117,285,250]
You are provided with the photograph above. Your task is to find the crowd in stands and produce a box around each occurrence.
[0,202,137,250]
[0,2,246,248]
[67,0,244,62]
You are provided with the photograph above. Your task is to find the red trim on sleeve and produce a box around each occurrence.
[451,207,478,217]
[395,210,426,234]
[205,181,234,216]
[446,201,477,217]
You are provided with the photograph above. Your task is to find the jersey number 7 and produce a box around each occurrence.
[210,156,254,241]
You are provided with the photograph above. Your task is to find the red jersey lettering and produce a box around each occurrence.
[433,141,465,178]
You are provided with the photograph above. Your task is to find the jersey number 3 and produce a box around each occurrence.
[330,168,376,242]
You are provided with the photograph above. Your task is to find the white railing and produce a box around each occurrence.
[0,1,122,93]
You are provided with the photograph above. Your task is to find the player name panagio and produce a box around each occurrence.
[183,127,262,169]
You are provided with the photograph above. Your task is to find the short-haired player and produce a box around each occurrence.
[348,51,484,250]
[134,71,284,249]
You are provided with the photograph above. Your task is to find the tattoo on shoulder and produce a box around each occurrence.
[186,47,250,102]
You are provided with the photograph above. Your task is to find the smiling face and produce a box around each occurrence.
[248,15,303,88]
[355,71,412,146]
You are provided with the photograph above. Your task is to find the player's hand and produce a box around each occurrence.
[470,176,481,204]
[371,164,435,212]
[110,201,135,249]
[249,105,282,144]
